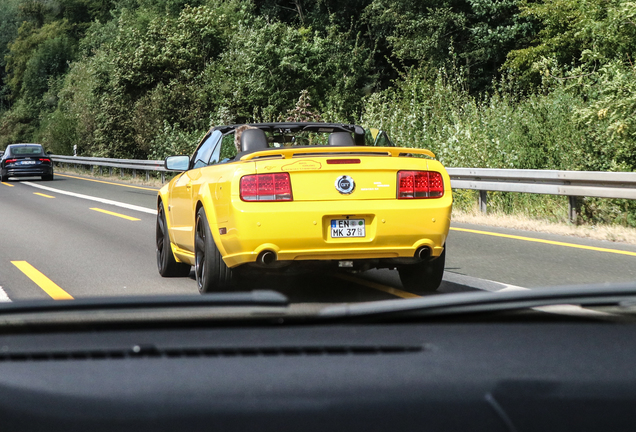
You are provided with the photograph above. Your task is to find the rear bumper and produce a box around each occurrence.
[215,197,452,267]
[3,166,53,177]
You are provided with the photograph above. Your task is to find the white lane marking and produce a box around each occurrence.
[21,182,157,215]
[497,286,530,292]
[443,272,526,292]
[533,304,614,317]
[493,286,614,317]
[0,286,12,302]
[443,272,613,317]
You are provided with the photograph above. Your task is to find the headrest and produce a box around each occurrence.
[240,128,268,152]
[328,132,355,146]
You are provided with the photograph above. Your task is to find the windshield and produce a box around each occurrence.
[9,145,44,156]
[0,0,635,322]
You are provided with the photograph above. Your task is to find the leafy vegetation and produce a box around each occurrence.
[1,0,636,225]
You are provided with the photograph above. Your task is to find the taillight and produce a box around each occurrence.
[397,171,444,199]
[39,158,51,163]
[5,159,17,164]
[240,173,292,201]
[327,159,361,165]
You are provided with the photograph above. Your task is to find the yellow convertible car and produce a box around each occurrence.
[157,123,452,293]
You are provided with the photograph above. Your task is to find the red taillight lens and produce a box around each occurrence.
[240,173,292,201]
[39,158,51,163]
[397,171,444,199]
[5,159,17,164]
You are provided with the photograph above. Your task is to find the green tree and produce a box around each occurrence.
[504,0,636,170]
[21,35,75,102]
[203,19,371,122]
[6,19,72,100]
[0,0,21,111]
[504,0,636,88]
[575,61,636,171]
[362,0,534,92]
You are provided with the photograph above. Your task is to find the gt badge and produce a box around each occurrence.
[335,175,355,194]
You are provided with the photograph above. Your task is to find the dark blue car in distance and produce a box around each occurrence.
[0,144,54,182]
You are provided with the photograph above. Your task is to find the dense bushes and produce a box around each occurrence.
[362,68,594,171]
[26,0,374,157]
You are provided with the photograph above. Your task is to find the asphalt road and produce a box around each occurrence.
[1,173,635,303]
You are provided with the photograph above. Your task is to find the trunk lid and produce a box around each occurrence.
[243,147,435,201]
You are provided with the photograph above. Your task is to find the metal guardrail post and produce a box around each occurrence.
[478,191,487,214]
[568,196,580,225]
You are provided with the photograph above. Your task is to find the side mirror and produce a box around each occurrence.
[46,151,52,155]
[165,155,190,171]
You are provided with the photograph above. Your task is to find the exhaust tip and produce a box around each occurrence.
[258,250,277,266]
[415,247,431,260]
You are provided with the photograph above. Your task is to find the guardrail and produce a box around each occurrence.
[52,155,167,182]
[52,155,636,223]
[447,168,636,222]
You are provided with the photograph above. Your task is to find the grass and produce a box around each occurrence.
[452,189,636,244]
[452,209,636,245]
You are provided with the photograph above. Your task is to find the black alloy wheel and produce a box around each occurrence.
[194,207,235,293]
[398,245,446,292]
[156,202,191,277]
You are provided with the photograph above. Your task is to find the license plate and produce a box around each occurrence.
[330,219,365,238]
[19,160,36,165]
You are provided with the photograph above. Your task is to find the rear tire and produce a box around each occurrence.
[195,207,235,293]
[398,246,446,292]
[156,202,191,277]
[0,174,8,182]
[42,174,53,181]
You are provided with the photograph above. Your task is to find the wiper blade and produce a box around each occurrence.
[0,290,288,315]
[320,283,636,319]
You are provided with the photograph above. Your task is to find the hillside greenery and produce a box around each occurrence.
[1,0,636,225]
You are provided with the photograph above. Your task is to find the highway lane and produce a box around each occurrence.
[0,178,195,300]
[0,176,409,302]
[50,173,636,286]
[446,225,636,288]
[2,173,636,302]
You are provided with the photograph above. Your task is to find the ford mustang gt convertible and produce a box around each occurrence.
[156,123,452,293]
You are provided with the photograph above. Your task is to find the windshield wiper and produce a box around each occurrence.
[320,283,636,319]
[0,290,288,316]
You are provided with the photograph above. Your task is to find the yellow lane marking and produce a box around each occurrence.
[90,207,140,221]
[450,227,636,257]
[34,192,54,198]
[1,182,14,187]
[335,273,421,299]
[56,173,159,191]
[11,261,74,300]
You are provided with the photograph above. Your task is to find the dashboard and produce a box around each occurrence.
[1,318,635,431]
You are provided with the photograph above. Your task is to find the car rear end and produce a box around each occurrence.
[1,144,53,181]
[214,147,452,270]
